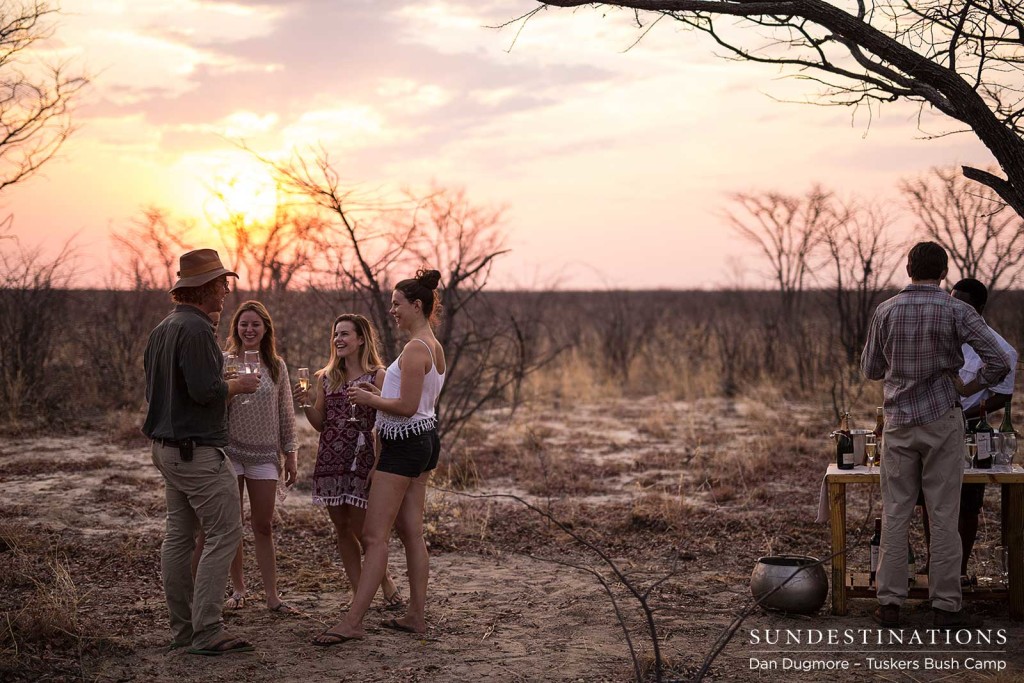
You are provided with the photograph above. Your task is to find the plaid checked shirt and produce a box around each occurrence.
[861,284,1011,428]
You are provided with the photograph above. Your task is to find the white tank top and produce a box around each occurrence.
[375,338,445,439]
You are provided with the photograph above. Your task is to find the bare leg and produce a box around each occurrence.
[347,504,402,602]
[327,505,364,598]
[312,472,410,642]
[228,476,246,601]
[246,478,282,608]
[392,471,430,632]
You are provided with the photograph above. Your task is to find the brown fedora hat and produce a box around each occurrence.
[170,249,238,291]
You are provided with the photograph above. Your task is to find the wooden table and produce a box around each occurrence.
[825,463,1024,620]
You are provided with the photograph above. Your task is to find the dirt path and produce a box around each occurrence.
[3,399,1024,681]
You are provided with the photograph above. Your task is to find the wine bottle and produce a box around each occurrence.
[973,398,994,469]
[836,412,855,470]
[869,518,881,585]
[999,398,1015,434]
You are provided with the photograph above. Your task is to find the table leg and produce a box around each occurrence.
[829,481,848,616]
[1005,483,1023,621]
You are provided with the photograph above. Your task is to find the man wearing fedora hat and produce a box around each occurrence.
[144,248,260,655]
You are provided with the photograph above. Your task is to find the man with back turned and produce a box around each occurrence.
[861,242,1010,628]
[143,248,259,655]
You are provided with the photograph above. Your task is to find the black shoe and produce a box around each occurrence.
[933,607,982,629]
[873,604,900,627]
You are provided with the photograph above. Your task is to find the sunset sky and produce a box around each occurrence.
[3,0,996,289]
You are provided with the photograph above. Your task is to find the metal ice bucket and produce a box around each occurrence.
[750,555,829,614]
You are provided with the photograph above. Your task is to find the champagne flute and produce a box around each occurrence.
[965,433,977,469]
[865,434,878,470]
[297,367,311,408]
[347,380,360,423]
[241,350,260,405]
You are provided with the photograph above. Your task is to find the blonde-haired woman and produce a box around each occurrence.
[213,300,297,612]
[313,269,445,645]
[294,314,401,608]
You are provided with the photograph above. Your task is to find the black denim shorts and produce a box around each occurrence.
[377,429,440,478]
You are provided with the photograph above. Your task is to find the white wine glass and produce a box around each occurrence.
[297,367,311,408]
[347,381,360,423]
[1003,432,1018,467]
[224,353,240,378]
[240,350,260,405]
[865,434,878,470]
[965,433,977,469]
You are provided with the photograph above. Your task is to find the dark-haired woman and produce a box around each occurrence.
[313,270,445,645]
[198,300,298,613]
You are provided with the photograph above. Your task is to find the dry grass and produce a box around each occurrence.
[0,522,127,681]
[0,455,113,477]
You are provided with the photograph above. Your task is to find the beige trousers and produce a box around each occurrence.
[151,442,242,648]
[877,405,964,612]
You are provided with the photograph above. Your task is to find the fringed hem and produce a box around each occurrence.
[313,494,368,509]
[375,416,436,440]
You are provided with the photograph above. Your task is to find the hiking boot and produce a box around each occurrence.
[873,604,900,627]
[933,607,982,629]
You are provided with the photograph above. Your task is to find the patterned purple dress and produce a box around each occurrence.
[312,372,377,508]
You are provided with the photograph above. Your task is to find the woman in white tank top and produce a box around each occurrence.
[313,269,446,645]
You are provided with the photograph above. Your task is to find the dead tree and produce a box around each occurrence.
[902,166,1024,294]
[263,148,566,439]
[110,208,192,291]
[0,224,74,424]
[0,1,87,193]
[821,199,901,365]
[726,186,834,321]
[532,0,1024,220]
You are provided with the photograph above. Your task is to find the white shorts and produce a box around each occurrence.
[229,459,279,480]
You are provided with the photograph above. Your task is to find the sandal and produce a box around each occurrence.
[187,635,254,656]
[225,593,246,610]
[269,602,298,614]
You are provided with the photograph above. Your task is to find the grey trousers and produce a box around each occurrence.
[877,406,964,612]
[151,442,242,648]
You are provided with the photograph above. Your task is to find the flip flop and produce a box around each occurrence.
[269,602,298,615]
[380,618,423,634]
[311,629,361,647]
[187,636,255,656]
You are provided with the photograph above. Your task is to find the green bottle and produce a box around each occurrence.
[999,399,1015,434]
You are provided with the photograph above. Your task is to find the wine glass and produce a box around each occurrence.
[224,353,240,378]
[347,381,360,423]
[1002,432,1018,467]
[996,545,1009,587]
[297,367,311,408]
[240,350,260,405]
[865,434,878,470]
[964,433,977,469]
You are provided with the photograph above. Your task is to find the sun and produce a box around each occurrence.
[175,151,281,228]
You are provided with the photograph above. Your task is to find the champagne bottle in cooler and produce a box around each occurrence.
[973,398,994,469]
[869,518,881,585]
[835,412,855,470]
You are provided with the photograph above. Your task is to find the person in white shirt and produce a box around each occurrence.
[921,278,1017,582]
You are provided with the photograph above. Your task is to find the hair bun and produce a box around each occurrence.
[416,269,442,290]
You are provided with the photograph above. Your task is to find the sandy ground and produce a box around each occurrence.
[2,397,1024,682]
